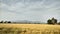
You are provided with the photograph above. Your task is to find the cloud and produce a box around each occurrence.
[0,0,60,22]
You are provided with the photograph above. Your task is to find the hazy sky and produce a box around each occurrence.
[0,0,60,22]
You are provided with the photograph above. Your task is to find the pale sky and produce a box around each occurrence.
[0,0,60,23]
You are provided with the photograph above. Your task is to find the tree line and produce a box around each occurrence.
[0,17,60,24]
[0,21,11,23]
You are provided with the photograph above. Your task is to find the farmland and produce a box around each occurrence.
[0,24,60,34]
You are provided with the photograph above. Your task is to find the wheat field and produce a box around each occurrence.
[0,24,60,34]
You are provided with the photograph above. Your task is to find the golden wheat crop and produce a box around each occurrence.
[0,24,60,34]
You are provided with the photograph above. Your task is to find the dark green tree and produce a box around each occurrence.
[8,21,11,23]
[0,21,3,23]
[47,17,57,24]
[47,19,52,24]
[54,19,57,24]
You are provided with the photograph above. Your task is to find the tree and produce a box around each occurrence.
[51,17,57,24]
[47,19,52,24]
[54,19,57,24]
[47,17,57,24]
[8,21,11,23]
[0,21,3,23]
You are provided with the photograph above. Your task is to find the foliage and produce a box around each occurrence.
[0,21,11,23]
[47,17,57,24]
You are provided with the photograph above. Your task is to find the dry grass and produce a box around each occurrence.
[0,24,60,34]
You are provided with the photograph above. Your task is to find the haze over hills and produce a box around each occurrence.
[14,20,45,24]
[0,20,45,24]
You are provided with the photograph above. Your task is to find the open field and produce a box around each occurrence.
[0,24,60,34]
